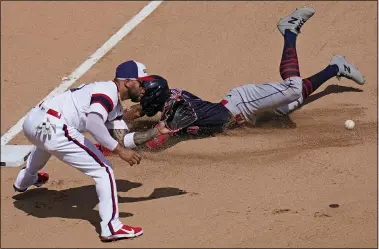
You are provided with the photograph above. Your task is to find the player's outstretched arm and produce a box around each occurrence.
[124,122,171,147]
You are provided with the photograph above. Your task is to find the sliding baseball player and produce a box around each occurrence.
[131,7,365,149]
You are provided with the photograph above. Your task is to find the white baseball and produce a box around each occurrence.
[344,120,355,130]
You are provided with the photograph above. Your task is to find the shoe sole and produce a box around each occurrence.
[13,184,27,193]
[13,177,49,193]
[100,231,143,242]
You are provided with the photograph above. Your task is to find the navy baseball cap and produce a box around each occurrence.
[115,60,147,79]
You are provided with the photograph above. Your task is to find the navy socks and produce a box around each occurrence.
[280,30,300,79]
[302,65,339,98]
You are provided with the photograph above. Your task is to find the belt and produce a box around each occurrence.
[221,99,245,124]
[38,102,61,119]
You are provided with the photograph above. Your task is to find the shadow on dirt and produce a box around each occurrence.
[301,84,363,107]
[12,179,187,235]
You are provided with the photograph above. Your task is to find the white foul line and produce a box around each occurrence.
[1,1,163,146]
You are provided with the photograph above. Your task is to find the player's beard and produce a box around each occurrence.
[129,92,141,102]
[126,85,141,102]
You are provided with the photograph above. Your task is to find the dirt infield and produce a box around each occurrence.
[1,1,377,248]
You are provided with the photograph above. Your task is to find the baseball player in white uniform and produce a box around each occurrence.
[13,60,170,242]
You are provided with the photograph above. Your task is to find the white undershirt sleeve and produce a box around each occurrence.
[86,112,118,151]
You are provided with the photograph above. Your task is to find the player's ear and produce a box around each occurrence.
[123,79,130,88]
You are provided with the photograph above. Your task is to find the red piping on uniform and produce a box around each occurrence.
[62,124,116,235]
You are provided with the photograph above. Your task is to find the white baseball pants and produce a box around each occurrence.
[222,76,303,123]
[14,106,123,237]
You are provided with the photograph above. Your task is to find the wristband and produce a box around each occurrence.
[123,132,137,149]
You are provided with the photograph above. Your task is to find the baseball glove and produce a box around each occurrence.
[160,96,197,132]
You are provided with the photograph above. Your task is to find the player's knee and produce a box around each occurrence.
[87,161,113,180]
[285,76,303,99]
[106,166,114,177]
[96,165,114,181]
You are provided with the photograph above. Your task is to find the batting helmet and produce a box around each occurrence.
[139,75,170,117]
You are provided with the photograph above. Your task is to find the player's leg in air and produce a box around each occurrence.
[275,55,366,115]
[221,7,315,124]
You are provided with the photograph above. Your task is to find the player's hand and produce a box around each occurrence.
[113,145,141,166]
[123,104,145,122]
[156,121,171,135]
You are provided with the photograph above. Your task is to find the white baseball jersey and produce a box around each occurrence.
[15,60,148,239]
[43,81,126,132]
[15,80,129,237]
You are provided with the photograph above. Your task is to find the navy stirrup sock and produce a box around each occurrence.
[302,65,339,98]
[280,30,300,79]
